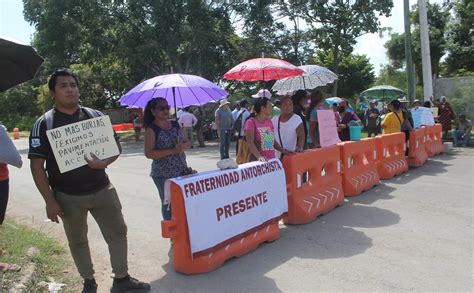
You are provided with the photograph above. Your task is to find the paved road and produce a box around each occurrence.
[7,138,474,292]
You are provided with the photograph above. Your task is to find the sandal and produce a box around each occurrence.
[0,263,21,273]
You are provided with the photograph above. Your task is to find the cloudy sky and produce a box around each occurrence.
[1,0,444,75]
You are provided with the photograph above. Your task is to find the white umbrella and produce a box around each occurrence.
[272,65,338,95]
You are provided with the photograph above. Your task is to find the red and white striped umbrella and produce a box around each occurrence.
[223,58,304,82]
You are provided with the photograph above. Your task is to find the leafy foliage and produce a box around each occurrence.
[283,0,393,94]
[6,0,453,127]
[443,0,474,76]
[384,1,473,80]
[312,51,375,100]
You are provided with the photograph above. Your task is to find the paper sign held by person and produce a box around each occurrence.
[317,110,341,147]
[46,116,119,173]
[411,107,435,129]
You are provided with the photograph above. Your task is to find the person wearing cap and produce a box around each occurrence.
[215,99,234,159]
[252,89,272,100]
[412,99,421,108]
[365,100,380,137]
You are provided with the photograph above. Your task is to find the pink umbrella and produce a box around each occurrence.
[223,58,304,82]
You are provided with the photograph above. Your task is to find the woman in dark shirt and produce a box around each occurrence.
[143,98,191,220]
[337,100,361,141]
[292,90,308,147]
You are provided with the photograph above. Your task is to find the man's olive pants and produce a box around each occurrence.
[56,184,128,279]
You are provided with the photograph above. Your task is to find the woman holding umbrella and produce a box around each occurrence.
[143,97,193,220]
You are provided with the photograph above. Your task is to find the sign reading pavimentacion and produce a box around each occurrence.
[165,159,288,254]
[46,116,119,173]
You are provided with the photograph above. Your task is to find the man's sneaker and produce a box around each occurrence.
[82,278,97,293]
[111,275,150,292]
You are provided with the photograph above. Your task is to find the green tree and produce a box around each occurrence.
[0,82,41,130]
[375,65,407,92]
[312,51,375,100]
[385,2,451,80]
[285,0,392,95]
[22,0,240,109]
[443,0,474,76]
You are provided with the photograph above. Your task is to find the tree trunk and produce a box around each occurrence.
[332,45,340,96]
[293,17,299,64]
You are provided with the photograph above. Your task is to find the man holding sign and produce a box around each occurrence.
[28,69,150,293]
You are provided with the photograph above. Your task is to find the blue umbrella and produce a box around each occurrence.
[324,97,343,106]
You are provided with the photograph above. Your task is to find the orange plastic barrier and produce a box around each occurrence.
[281,146,344,225]
[122,123,134,130]
[112,124,125,131]
[12,128,20,140]
[161,182,280,274]
[339,138,380,197]
[424,124,444,156]
[408,128,428,167]
[375,133,408,180]
[112,123,134,132]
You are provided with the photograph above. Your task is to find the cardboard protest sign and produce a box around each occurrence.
[317,109,341,147]
[411,107,435,129]
[431,107,438,117]
[0,125,22,168]
[165,159,287,254]
[46,116,119,173]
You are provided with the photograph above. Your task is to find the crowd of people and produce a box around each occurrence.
[0,68,471,293]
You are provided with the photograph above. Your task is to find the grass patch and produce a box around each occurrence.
[117,129,144,142]
[117,130,136,141]
[0,219,80,292]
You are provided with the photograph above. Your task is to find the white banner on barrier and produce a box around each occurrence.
[165,159,288,254]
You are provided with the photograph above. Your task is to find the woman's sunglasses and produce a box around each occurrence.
[155,105,170,111]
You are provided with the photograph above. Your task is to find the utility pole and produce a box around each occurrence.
[418,0,433,102]
[404,0,415,103]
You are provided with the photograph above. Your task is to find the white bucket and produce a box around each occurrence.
[444,142,453,152]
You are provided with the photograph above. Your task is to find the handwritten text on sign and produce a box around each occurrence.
[165,159,288,254]
[317,109,341,147]
[46,116,119,173]
[410,107,435,129]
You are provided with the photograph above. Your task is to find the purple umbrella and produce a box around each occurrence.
[119,74,228,115]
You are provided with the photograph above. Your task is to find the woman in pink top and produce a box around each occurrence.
[244,98,290,161]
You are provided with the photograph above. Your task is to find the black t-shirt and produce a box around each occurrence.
[28,108,119,195]
[365,108,380,128]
